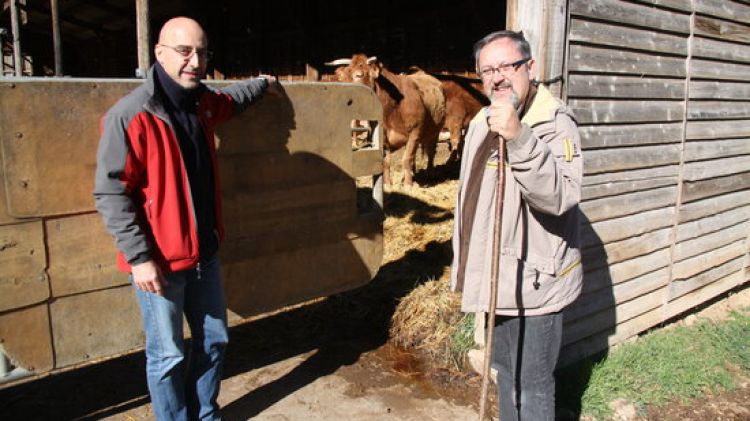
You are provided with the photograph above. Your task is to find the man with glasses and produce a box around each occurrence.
[451,30,583,420]
[94,17,279,420]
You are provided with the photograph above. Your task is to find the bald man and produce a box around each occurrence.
[94,17,279,420]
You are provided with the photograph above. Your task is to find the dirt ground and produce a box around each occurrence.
[1,144,749,420]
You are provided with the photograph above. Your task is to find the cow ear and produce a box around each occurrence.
[370,63,381,79]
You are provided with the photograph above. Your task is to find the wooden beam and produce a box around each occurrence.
[569,44,686,77]
[135,0,150,77]
[506,0,518,30]
[569,18,688,56]
[584,144,681,175]
[10,0,22,76]
[50,0,62,76]
[569,0,690,33]
[683,172,750,203]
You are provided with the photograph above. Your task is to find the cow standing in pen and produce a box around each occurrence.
[436,74,488,161]
[327,54,445,187]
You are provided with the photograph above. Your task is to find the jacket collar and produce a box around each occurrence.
[470,84,566,133]
[142,64,206,124]
[143,65,171,123]
[521,84,564,127]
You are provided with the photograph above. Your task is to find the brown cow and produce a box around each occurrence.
[436,74,488,161]
[326,54,445,187]
[408,68,488,162]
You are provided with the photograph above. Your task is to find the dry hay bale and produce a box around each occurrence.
[390,278,466,366]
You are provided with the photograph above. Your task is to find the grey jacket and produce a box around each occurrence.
[450,85,583,316]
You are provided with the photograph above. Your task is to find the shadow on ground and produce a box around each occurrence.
[0,193,454,421]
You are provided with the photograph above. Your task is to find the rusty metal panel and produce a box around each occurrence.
[0,304,53,373]
[0,80,383,378]
[0,166,24,225]
[46,213,126,297]
[0,221,48,312]
[0,80,137,217]
[216,82,384,317]
[50,286,143,368]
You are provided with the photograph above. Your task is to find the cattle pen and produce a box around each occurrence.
[1,0,750,387]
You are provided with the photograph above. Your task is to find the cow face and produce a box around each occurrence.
[327,54,380,90]
[348,54,376,87]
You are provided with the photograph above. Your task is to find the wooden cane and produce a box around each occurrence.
[478,130,507,421]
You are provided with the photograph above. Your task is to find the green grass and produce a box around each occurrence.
[448,312,475,368]
[558,307,750,420]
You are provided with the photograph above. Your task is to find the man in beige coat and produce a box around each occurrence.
[451,30,583,420]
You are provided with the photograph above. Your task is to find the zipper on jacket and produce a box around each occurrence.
[196,262,202,280]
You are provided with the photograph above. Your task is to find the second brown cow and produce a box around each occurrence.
[327,54,445,187]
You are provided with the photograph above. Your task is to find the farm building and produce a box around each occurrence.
[0,0,749,385]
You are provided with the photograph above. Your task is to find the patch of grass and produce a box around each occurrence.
[564,307,750,419]
[448,312,475,368]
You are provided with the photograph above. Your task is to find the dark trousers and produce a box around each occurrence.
[492,312,563,421]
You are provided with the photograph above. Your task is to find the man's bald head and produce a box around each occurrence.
[155,17,209,89]
[158,17,207,46]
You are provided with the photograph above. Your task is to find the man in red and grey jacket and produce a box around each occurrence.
[94,17,279,421]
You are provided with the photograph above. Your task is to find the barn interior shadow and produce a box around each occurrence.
[555,211,616,420]
[413,147,461,187]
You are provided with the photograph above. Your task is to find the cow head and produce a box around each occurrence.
[325,54,380,90]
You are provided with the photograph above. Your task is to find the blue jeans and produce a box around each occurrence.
[492,312,563,421]
[133,255,228,421]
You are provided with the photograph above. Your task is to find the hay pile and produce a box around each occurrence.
[382,159,476,371]
[390,278,474,369]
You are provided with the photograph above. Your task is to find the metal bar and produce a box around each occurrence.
[10,0,23,76]
[50,0,63,76]
[135,0,150,77]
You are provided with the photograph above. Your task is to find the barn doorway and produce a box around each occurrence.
[1,0,506,78]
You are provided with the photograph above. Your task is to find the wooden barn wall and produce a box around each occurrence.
[560,0,750,365]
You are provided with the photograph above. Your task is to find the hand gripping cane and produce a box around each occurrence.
[478,105,508,421]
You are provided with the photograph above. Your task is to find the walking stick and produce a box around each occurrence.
[478,130,507,421]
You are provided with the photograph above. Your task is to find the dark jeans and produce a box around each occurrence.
[492,312,563,421]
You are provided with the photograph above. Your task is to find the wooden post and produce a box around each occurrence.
[135,0,150,78]
[505,0,518,30]
[506,0,568,96]
[50,0,63,76]
[305,63,320,81]
[9,0,23,76]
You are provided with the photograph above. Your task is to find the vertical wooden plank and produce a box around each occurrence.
[50,0,63,76]
[506,0,519,30]
[9,0,22,76]
[135,0,150,78]
[305,63,320,81]
[543,0,568,96]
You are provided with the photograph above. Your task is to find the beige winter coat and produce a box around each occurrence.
[450,85,583,316]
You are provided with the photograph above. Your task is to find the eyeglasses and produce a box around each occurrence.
[158,44,214,61]
[478,57,530,79]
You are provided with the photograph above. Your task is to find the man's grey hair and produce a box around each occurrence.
[473,30,532,69]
